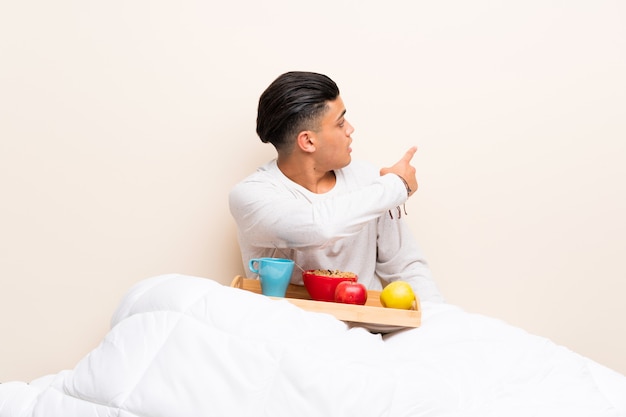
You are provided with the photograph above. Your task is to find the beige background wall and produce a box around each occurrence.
[1,0,625,381]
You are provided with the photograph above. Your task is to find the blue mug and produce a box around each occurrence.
[248,257,295,297]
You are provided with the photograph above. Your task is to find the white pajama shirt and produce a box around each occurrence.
[229,159,443,303]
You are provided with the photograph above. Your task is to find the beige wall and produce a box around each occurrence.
[1,1,625,381]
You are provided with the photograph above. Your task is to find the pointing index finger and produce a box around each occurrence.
[403,146,418,162]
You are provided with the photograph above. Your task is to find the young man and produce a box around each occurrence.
[229,71,443,302]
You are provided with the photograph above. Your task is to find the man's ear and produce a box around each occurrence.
[296,131,316,153]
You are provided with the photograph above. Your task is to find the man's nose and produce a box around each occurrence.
[346,121,355,136]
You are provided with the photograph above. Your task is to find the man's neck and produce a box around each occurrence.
[277,156,336,194]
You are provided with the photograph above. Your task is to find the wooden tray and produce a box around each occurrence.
[230,275,420,333]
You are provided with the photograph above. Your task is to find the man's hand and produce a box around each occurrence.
[380,146,418,197]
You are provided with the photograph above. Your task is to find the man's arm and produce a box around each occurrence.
[229,171,407,250]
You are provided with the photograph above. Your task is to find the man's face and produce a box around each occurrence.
[311,96,355,170]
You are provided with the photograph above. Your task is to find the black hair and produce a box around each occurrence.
[256,71,340,151]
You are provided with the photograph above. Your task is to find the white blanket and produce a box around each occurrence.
[1,274,625,416]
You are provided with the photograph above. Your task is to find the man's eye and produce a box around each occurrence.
[338,120,345,128]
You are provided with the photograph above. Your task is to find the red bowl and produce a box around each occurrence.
[302,270,358,302]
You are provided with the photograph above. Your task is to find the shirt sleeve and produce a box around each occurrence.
[375,214,444,303]
[229,170,408,250]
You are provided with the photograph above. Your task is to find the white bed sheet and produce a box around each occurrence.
[0,274,624,417]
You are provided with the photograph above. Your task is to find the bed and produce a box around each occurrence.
[1,273,625,416]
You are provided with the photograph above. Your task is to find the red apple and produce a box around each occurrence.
[334,281,368,305]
